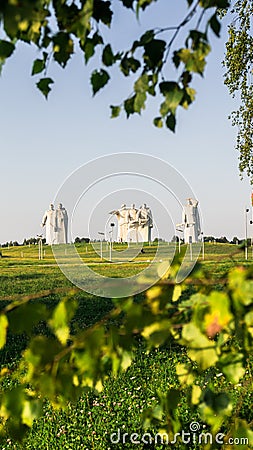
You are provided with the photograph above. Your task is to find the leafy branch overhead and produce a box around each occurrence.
[0,0,228,128]
[0,0,252,179]
[223,0,253,183]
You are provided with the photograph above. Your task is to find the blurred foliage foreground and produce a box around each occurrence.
[0,257,253,449]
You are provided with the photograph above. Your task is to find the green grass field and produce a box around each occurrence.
[0,243,252,449]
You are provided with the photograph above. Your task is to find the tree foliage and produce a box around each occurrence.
[0,1,252,177]
[0,0,229,133]
[223,0,253,183]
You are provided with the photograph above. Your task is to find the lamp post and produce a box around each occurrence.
[37,234,43,260]
[201,232,205,260]
[245,208,249,260]
[98,232,105,260]
[109,223,115,262]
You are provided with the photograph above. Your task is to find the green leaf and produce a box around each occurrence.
[134,74,149,93]
[31,58,45,75]
[91,69,110,95]
[134,91,146,113]
[144,39,166,69]
[137,0,157,11]
[202,388,230,413]
[166,113,176,132]
[120,56,141,76]
[181,323,218,369]
[203,292,233,338]
[53,32,74,68]
[209,13,221,37]
[0,40,15,59]
[0,314,8,349]
[81,32,103,64]
[119,0,135,8]
[159,82,184,115]
[153,117,163,128]
[36,78,54,99]
[21,399,42,428]
[172,51,181,68]
[124,95,136,118]
[176,363,195,385]
[140,29,155,45]
[110,105,121,118]
[93,0,113,26]
[187,30,208,48]
[102,44,115,66]
[219,353,245,384]
[177,47,210,75]
[49,298,77,345]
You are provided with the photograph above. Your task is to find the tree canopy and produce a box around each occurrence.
[0,0,252,179]
[223,0,253,182]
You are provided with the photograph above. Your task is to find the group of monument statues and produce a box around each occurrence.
[41,203,68,245]
[110,203,153,243]
[40,198,201,245]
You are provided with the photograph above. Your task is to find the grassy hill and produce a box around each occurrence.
[0,243,252,449]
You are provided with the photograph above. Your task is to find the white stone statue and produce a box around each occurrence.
[41,204,57,245]
[127,204,139,242]
[181,198,201,243]
[136,203,153,242]
[109,204,129,242]
[55,203,68,244]
[110,203,153,243]
[41,203,68,244]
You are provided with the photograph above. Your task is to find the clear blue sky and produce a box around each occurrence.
[0,0,251,244]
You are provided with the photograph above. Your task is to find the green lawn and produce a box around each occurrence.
[0,243,252,449]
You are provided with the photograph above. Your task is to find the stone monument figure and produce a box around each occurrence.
[55,203,68,244]
[136,203,153,242]
[109,204,129,242]
[41,204,56,245]
[127,204,139,242]
[182,198,201,243]
[110,203,153,243]
[41,203,68,244]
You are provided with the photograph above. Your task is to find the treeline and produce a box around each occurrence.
[1,236,247,247]
[1,237,46,247]
[171,235,245,244]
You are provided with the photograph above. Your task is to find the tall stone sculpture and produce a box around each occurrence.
[137,203,153,242]
[55,203,68,244]
[109,204,129,242]
[127,204,139,242]
[41,204,56,245]
[181,198,201,243]
[41,203,68,244]
[110,203,153,243]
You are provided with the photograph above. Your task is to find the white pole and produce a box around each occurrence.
[245,208,249,260]
[109,235,112,262]
[100,239,102,260]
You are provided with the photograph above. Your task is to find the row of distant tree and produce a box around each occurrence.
[170,236,245,244]
[1,237,46,247]
[0,236,248,247]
